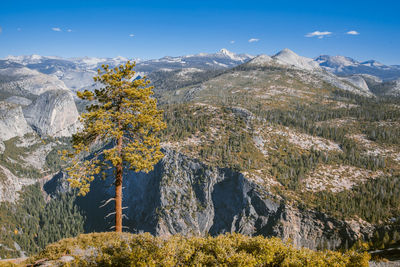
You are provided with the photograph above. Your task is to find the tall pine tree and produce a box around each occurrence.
[65,61,166,232]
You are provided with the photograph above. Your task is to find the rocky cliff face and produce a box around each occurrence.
[0,165,35,203]
[23,90,80,137]
[46,149,372,250]
[0,101,34,141]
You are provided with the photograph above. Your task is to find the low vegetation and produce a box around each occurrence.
[28,232,370,266]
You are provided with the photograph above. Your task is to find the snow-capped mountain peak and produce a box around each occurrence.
[218,48,236,59]
[216,48,253,62]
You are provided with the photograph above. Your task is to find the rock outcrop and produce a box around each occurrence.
[0,101,34,141]
[246,54,274,67]
[342,75,371,93]
[46,149,372,250]
[272,49,321,71]
[0,165,35,203]
[5,96,32,106]
[23,90,80,137]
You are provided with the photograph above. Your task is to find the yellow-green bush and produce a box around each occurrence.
[29,232,370,266]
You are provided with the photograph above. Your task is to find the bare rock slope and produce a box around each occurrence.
[23,90,80,137]
[0,101,33,141]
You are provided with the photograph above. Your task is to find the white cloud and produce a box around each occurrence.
[248,38,259,43]
[52,27,62,32]
[129,34,135,37]
[346,30,359,35]
[67,29,72,32]
[230,40,235,44]
[305,31,332,38]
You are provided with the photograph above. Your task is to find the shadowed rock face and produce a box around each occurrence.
[23,90,80,137]
[45,149,371,250]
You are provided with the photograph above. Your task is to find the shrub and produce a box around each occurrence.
[30,232,370,266]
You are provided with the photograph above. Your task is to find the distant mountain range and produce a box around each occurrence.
[315,55,400,81]
[0,49,398,100]
[3,48,400,79]
[2,49,253,73]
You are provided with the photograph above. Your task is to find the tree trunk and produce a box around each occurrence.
[115,135,123,232]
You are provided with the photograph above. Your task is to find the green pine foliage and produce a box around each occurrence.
[0,136,42,178]
[308,175,400,224]
[0,184,84,258]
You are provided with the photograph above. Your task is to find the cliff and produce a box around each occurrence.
[23,90,80,137]
[0,101,33,141]
[46,149,374,250]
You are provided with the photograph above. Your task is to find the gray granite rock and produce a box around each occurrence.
[23,90,80,137]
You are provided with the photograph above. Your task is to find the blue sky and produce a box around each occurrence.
[0,0,399,64]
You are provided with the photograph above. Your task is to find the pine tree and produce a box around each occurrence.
[64,61,166,232]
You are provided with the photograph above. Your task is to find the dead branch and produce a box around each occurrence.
[99,198,115,208]
[105,211,116,218]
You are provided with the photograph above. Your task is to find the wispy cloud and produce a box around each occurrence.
[346,30,359,35]
[230,40,235,44]
[305,31,332,38]
[248,38,259,43]
[67,29,72,32]
[0,26,2,34]
[129,34,135,37]
[52,27,62,32]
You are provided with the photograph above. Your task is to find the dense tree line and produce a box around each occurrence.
[0,184,84,258]
[309,175,400,224]
[0,137,43,178]
[45,139,72,172]
[364,125,400,145]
